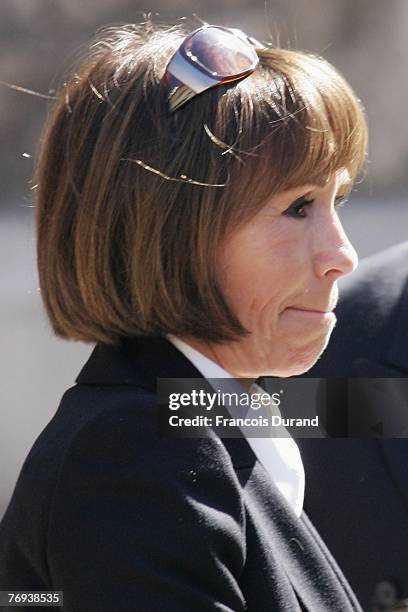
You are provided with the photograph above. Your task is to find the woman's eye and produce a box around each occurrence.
[284,198,314,219]
[283,194,348,219]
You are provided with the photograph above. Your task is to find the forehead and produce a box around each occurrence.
[310,168,351,190]
[279,168,351,201]
[315,168,351,188]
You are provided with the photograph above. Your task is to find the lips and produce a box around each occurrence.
[289,307,333,314]
[287,288,339,315]
[284,307,336,321]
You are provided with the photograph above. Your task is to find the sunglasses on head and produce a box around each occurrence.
[163,25,264,113]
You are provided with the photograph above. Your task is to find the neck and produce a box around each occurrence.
[177,335,256,392]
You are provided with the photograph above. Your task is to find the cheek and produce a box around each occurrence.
[217,223,305,324]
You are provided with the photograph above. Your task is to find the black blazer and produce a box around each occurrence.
[0,335,362,611]
[298,242,408,611]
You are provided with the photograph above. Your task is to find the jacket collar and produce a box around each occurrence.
[75,335,203,389]
[75,335,256,469]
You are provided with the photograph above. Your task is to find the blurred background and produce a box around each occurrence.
[1,0,407,520]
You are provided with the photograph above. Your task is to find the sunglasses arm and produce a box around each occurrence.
[164,51,220,112]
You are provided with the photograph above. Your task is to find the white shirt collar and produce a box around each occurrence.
[166,334,305,517]
[167,334,232,379]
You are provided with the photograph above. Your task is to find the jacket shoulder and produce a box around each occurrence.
[10,382,239,497]
[0,384,247,610]
[52,383,234,466]
[50,386,247,610]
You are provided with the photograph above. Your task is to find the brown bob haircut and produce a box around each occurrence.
[35,19,368,345]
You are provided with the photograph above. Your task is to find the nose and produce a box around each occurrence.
[313,214,358,281]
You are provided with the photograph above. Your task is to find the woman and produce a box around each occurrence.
[0,19,367,611]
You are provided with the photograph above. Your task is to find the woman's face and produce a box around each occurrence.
[213,171,358,377]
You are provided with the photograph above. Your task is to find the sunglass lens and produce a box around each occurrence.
[184,27,258,78]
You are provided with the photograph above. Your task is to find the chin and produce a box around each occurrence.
[270,337,331,378]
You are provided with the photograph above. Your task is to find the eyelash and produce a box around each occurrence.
[284,195,348,219]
